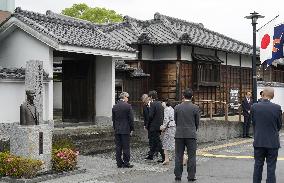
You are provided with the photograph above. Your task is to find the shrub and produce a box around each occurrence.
[52,137,75,150]
[0,152,43,178]
[52,148,79,172]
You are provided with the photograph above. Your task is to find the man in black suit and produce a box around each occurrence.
[141,94,151,156]
[258,91,263,103]
[174,88,200,182]
[112,92,134,168]
[251,87,282,183]
[145,90,165,162]
[241,91,253,138]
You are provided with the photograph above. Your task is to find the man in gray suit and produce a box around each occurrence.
[251,87,282,183]
[174,88,200,182]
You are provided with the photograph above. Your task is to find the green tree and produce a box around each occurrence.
[61,3,123,24]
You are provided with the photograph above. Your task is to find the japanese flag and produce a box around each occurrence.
[259,20,275,64]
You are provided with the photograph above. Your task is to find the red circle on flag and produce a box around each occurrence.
[261,34,270,49]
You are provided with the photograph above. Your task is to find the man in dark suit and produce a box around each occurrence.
[251,87,282,183]
[174,88,200,182]
[258,91,263,103]
[241,91,253,138]
[145,90,165,162]
[112,92,134,168]
[141,94,152,157]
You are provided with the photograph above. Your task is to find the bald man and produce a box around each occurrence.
[251,87,282,183]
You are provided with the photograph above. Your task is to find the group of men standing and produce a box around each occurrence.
[112,87,282,183]
[112,89,200,181]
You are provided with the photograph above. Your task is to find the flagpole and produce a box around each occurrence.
[257,15,279,32]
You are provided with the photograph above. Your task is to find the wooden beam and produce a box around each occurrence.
[177,45,181,60]
[176,61,181,100]
[138,45,142,60]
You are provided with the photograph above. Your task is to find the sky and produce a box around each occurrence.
[14,0,284,45]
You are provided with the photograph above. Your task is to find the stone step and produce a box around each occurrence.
[83,142,145,155]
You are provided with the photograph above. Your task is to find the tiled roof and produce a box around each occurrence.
[0,67,49,80]
[192,53,223,63]
[101,13,257,55]
[9,8,135,53]
[115,60,149,77]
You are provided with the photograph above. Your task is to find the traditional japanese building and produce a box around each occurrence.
[100,13,284,117]
[0,7,136,124]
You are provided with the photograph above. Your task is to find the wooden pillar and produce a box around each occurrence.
[225,103,228,122]
[138,45,142,60]
[209,101,213,120]
[176,45,181,100]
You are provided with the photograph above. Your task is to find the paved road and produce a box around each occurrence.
[95,135,284,183]
[2,136,284,183]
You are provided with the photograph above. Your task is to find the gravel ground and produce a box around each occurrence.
[95,137,249,164]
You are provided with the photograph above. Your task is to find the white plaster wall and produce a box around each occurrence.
[42,82,49,121]
[181,45,192,61]
[95,56,115,118]
[142,45,153,60]
[0,81,49,123]
[226,53,240,67]
[153,45,177,60]
[217,51,226,64]
[194,47,215,56]
[258,86,284,110]
[0,28,52,74]
[241,55,252,68]
[53,82,62,109]
[0,28,54,121]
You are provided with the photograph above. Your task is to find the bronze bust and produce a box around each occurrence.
[20,90,39,125]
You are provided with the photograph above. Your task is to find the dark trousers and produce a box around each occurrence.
[253,147,278,183]
[243,115,251,137]
[174,138,197,179]
[148,130,165,159]
[115,134,130,166]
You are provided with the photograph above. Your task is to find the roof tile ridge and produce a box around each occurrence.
[200,26,253,48]
[14,7,100,30]
[13,11,68,43]
[124,15,146,36]
[100,22,130,32]
[153,12,180,40]
[45,10,101,29]
[154,12,203,28]
[154,12,253,49]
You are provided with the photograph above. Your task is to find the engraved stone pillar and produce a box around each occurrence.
[25,60,43,124]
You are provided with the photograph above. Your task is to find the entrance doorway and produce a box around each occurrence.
[62,60,95,122]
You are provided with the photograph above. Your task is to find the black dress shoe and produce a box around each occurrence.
[188,178,197,182]
[157,159,165,163]
[175,177,181,181]
[117,165,123,168]
[123,164,134,168]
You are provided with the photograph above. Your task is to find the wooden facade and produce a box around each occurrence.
[118,46,284,118]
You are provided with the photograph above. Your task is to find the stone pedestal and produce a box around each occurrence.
[10,121,54,172]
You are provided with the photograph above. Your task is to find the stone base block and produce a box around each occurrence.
[10,121,54,172]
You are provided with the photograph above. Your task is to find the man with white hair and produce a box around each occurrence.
[251,87,282,183]
[112,92,134,168]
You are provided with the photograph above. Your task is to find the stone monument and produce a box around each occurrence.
[10,60,53,172]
